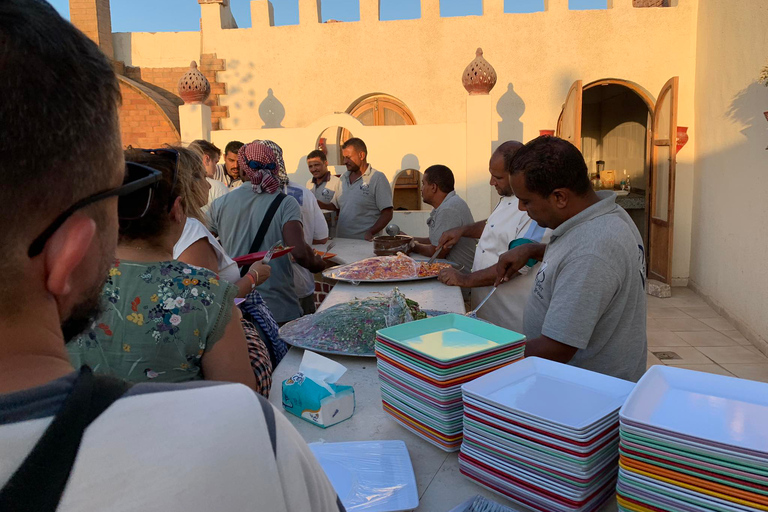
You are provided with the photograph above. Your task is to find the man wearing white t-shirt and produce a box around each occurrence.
[0,4,344,511]
[285,180,329,315]
[438,141,550,333]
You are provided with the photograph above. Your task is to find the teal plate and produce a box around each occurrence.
[377,313,525,363]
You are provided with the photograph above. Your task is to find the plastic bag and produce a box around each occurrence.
[309,440,418,511]
[330,253,420,281]
[279,288,426,357]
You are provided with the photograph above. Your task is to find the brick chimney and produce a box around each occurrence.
[69,0,114,59]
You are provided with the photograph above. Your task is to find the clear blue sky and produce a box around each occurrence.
[48,0,606,31]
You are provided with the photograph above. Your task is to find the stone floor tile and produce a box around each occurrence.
[647,331,689,347]
[675,330,741,347]
[646,351,664,370]
[720,330,751,345]
[670,364,734,377]
[647,307,691,319]
[699,316,736,332]
[652,346,712,365]
[677,306,720,318]
[698,346,768,364]
[655,317,713,332]
[720,364,768,383]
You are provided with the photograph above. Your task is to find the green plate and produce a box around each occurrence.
[377,314,525,363]
[376,342,522,377]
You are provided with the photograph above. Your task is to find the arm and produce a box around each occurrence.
[201,306,257,390]
[438,265,507,288]
[495,243,547,286]
[524,334,579,363]
[411,241,451,259]
[317,200,337,212]
[283,220,326,273]
[178,238,219,273]
[438,220,487,250]
[177,239,270,298]
[365,207,394,241]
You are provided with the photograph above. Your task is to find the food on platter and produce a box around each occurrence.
[325,253,454,282]
[417,262,452,278]
[279,288,427,356]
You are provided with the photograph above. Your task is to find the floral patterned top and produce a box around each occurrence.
[68,260,238,383]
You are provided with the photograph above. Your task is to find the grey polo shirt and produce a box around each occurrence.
[208,185,303,323]
[306,173,341,204]
[333,165,393,239]
[523,191,647,382]
[427,190,476,271]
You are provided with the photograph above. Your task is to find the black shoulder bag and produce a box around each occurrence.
[0,366,132,512]
[239,192,287,277]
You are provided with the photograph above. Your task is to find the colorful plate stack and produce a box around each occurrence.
[375,313,526,452]
[459,357,635,512]
[617,365,768,512]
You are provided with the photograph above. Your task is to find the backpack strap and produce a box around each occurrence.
[0,366,132,512]
[240,192,287,277]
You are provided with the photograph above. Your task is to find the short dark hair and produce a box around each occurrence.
[307,149,327,162]
[224,140,244,155]
[0,0,121,268]
[423,165,455,194]
[508,136,591,197]
[342,137,367,155]
[120,149,178,241]
[494,140,524,163]
[190,139,221,161]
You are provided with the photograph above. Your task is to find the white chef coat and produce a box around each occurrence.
[471,195,551,334]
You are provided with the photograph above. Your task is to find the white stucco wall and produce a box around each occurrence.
[690,0,768,347]
[113,31,201,67]
[120,0,700,279]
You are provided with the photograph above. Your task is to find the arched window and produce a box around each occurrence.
[348,94,416,127]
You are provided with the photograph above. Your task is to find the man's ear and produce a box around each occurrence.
[552,188,570,209]
[44,214,97,296]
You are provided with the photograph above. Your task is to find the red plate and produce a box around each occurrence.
[233,246,294,267]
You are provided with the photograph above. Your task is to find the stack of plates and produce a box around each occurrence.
[375,313,526,452]
[617,365,768,512]
[459,357,635,512]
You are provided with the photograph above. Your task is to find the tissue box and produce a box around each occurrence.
[282,372,355,428]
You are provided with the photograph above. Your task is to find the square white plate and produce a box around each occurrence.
[462,357,635,431]
[309,440,419,512]
[620,365,768,454]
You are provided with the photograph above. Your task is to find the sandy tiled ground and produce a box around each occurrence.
[646,287,768,382]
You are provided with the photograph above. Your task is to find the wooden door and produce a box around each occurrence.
[557,80,583,150]
[647,77,679,283]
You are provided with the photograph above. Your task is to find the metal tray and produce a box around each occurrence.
[322,259,463,284]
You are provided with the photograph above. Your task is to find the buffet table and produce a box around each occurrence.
[269,239,618,511]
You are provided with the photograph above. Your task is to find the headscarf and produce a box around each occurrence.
[257,139,290,188]
[237,141,280,194]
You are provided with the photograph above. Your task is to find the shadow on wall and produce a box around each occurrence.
[259,88,285,128]
[288,156,308,185]
[493,83,525,151]
[727,82,768,150]
[222,59,264,128]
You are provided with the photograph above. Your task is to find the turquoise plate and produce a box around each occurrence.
[377,313,525,363]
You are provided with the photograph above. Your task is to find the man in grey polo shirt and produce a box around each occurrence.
[496,136,647,382]
[410,165,475,271]
[333,138,393,240]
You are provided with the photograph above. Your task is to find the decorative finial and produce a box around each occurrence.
[462,47,497,95]
[178,60,211,105]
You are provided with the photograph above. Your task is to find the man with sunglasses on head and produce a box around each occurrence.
[0,2,345,511]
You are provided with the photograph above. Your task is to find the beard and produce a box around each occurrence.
[60,290,104,343]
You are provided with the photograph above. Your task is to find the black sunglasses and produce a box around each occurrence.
[27,162,162,258]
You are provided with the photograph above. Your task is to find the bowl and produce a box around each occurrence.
[373,235,413,256]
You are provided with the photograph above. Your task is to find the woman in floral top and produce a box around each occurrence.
[68,147,256,388]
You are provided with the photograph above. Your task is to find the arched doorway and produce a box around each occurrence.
[557,78,679,284]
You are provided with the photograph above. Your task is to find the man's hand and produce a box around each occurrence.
[364,231,374,242]
[494,243,546,286]
[438,226,465,250]
[438,267,466,287]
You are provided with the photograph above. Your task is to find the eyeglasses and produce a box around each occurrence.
[142,148,179,212]
[27,162,162,258]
